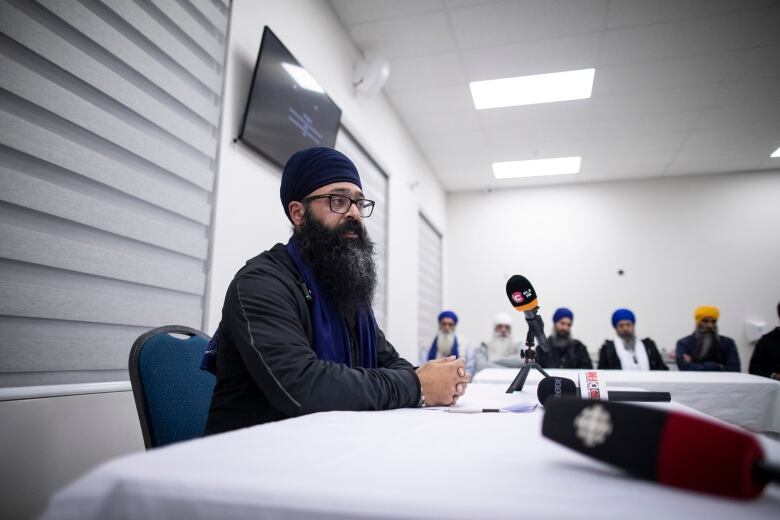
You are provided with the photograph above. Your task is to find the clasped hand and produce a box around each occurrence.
[416,355,471,406]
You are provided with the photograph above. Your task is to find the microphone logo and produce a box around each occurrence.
[574,404,613,448]
[585,371,603,400]
[511,291,524,303]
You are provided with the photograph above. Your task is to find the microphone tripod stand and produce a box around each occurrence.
[506,313,550,393]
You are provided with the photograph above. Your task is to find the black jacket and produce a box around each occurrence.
[205,244,420,435]
[537,338,593,369]
[598,338,669,370]
[749,328,780,378]
[675,333,740,372]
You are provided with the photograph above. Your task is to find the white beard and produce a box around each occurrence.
[436,332,454,358]
[487,335,516,359]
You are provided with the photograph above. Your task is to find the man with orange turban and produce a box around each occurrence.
[676,306,740,371]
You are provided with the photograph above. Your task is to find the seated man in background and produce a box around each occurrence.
[598,308,668,370]
[537,307,592,369]
[427,310,474,374]
[205,148,469,434]
[749,302,780,380]
[427,310,460,360]
[483,312,519,360]
[677,306,740,372]
[474,312,522,373]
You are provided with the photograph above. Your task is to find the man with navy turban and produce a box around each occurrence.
[536,308,592,369]
[428,311,459,359]
[206,148,469,434]
[597,308,668,370]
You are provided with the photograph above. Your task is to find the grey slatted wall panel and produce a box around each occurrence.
[0,0,229,387]
[335,132,389,330]
[418,214,442,358]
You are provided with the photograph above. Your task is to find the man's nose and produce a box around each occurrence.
[345,201,362,219]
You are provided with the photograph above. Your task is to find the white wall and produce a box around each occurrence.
[446,171,780,368]
[206,0,446,361]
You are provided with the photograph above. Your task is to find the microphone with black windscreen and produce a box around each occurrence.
[537,375,671,404]
[542,399,780,499]
[505,275,550,352]
[504,275,551,392]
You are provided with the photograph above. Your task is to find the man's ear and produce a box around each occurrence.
[288,201,304,226]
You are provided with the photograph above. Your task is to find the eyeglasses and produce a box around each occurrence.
[303,194,375,218]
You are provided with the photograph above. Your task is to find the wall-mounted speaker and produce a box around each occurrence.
[353,53,391,97]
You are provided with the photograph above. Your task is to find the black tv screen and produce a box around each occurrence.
[239,27,342,168]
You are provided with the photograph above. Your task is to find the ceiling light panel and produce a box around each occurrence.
[492,157,581,179]
[470,68,595,109]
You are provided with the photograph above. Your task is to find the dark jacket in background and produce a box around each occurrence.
[538,338,593,369]
[598,338,669,370]
[675,333,741,372]
[205,244,420,435]
[748,327,780,378]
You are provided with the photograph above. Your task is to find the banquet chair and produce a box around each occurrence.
[129,325,215,449]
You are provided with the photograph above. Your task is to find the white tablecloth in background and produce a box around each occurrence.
[472,368,780,433]
[41,384,780,520]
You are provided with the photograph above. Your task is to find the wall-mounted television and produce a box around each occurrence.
[238,27,342,168]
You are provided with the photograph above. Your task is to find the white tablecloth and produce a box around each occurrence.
[472,368,780,433]
[41,384,780,520]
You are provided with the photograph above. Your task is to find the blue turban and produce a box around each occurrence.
[552,307,573,323]
[438,310,458,324]
[280,147,362,221]
[611,308,635,328]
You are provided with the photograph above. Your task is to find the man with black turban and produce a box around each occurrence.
[749,302,780,380]
[205,148,469,434]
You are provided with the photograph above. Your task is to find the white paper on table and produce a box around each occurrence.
[423,385,537,413]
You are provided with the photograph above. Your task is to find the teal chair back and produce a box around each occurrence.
[129,325,215,449]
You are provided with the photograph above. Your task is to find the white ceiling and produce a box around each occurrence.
[329,0,780,191]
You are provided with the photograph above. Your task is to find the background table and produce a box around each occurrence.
[473,368,780,433]
[41,384,780,520]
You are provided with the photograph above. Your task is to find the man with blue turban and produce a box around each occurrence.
[206,148,469,434]
[536,307,592,369]
[598,308,668,370]
[426,310,475,375]
[428,310,460,359]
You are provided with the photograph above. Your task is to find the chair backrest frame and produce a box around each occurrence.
[129,325,211,449]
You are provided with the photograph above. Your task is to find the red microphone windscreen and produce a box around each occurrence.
[542,399,768,499]
[659,412,766,499]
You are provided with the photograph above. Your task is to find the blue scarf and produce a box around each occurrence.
[286,237,377,368]
[427,335,459,361]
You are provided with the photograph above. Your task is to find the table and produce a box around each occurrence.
[473,368,780,433]
[41,384,780,520]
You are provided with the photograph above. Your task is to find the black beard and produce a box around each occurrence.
[295,210,377,317]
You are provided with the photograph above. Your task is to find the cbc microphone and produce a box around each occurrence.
[542,399,780,499]
[537,376,671,405]
[505,275,549,352]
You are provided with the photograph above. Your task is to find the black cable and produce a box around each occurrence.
[753,460,780,483]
